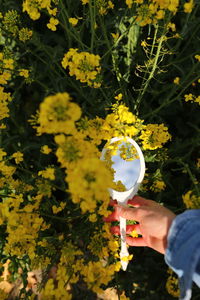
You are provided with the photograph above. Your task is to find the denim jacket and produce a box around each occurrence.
[164,209,200,300]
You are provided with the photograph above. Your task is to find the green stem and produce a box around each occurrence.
[143,72,200,119]
[179,161,200,196]
[89,0,96,52]
[135,31,165,110]
[59,0,88,50]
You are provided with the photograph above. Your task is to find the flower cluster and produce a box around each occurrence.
[37,92,81,135]
[62,48,101,88]
[140,123,171,150]
[0,86,12,129]
[182,190,200,209]
[184,93,200,105]
[81,0,114,15]
[166,268,180,298]
[126,0,194,26]
[22,0,58,20]
[0,0,199,298]
[1,10,33,41]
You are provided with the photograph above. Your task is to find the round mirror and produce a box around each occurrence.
[101,137,145,203]
[109,141,141,191]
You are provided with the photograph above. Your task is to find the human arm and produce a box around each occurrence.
[165,209,200,300]
[106,196,200,300]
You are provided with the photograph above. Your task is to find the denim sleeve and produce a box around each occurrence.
[164,209,200,300]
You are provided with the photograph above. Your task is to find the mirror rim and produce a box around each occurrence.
[101,136,145,202]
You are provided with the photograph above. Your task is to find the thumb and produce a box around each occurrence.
[116,205,140,221]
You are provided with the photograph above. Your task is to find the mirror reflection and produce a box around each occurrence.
[104,140,141,191]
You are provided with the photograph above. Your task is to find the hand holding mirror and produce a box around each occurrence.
[101,137,145,271]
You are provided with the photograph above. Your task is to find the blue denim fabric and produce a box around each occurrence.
[164,210,200,300]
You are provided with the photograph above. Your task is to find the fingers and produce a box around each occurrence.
[115,205,140,221]
[126,236,148,247]
[109,199,118,206]
[103,209,119,222]
[110,224,142,235]
[128,195,156,207]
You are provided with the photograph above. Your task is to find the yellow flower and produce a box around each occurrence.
[167,22,176,32]
[184,0,194,13]
[0,149,7,161]
[140,124,171,150]
[173,77,180,84]
[130,230,138,238]
[156,9,165,19]
[136,4,153,27]
[97,0,114,15]
[182,190,200,209]
[38,92,81,135]
[0,102,9,121]
[81,0,89,4]
[2,10,20,36]
[0,72,12,85]
[195,54,200,62]
[19,69,29,78]
[194,96,200,105]
[126,0,133,9]
[66,157,112,213]
[166,268,180,298]
[52,202,66,214]
[48,7,58,16]
[41,145,52,154]
[184,93,194,102]
[69,17,78,26]
[62,48,101,88]
[121,254,133,262]
[151,180,166,192]
[111,33,119,40]
[114,93,123,101]
[141,40,147,47]
[47,17,59,31]
[12,151,24,164]
[168,0,179,13]
[18,28,33,42]
[3,59,14,70]
[38,167,55,181]
[89,213,97,222]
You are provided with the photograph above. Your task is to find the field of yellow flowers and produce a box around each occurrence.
[0,0,199,299]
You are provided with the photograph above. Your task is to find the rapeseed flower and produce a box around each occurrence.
[62,48,101,87]
[19,69,29,78]
[38,167,55,181]
[12,151,24,164]
[173,77,180,84]
[126,0,133,9]
[182,190,200,209]
[184,0,194,13]
[151,179,166,192]
[68,17,78,26]
[22,0,58,20]
[38,92,81,135]
[55,134,98,169]
[66,157,112,213]
[18,27,33,42]
[47,17,59,31]
[140,123,171,150]
[166,268,180,298]
[41,145,52,154]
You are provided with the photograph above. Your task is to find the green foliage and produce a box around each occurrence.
[0,0,199,299]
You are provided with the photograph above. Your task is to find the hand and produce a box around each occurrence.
[105,196,176,254]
